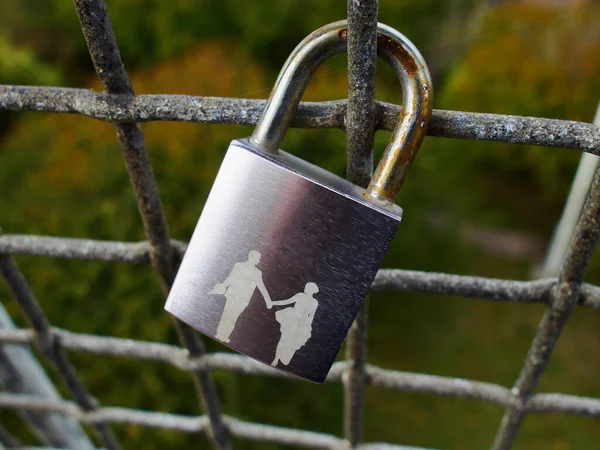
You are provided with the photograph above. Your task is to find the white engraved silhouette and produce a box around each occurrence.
[270,282,319,367]
[211,250,272,343]
[211,251,320,366]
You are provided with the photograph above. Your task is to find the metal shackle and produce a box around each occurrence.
[250,20,433,203]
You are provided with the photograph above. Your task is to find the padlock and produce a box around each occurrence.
[165,20,432,383]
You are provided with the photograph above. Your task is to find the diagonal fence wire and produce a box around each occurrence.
[0,390,439,450]
[0,254,120,449]
[539,101,600,278]
[491,141,600,448]
[3,235,600,309]
[0,0,599,448]
[71,0,229,448]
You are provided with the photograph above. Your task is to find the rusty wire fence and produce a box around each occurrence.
[1,0,600,449]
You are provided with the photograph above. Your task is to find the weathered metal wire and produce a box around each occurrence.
[0,255,120,450]
[0,302,94,449]
[540,102,600,277]
[0,391,435,450]
[0,0,598,448]
[2,86,599,154]
[0,327,598,420]
[71,0,229,448]
[3,234,600,309]
[344,2,379,447]
[491,141,600,448]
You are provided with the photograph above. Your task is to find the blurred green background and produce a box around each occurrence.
[1,0,600,448]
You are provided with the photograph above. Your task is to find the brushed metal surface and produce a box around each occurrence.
[165,139,402,383]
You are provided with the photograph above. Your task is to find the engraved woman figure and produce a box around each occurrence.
[270,282,319,367]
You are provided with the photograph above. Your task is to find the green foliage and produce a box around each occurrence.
[1,1,600,449]
[0,0,473,75]
[440,2,600,212]
[0,36,61,86]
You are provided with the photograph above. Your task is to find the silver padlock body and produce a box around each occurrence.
[165,139,402,383]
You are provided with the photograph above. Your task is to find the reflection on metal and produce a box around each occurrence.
[539,101,600,278]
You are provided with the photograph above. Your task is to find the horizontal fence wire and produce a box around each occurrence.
[2,235,600,309]
[0,390,437,450]
[1,86,600,153]
[0,254,120,450]
[0,0,600,448]
[1,96,600,448]
[0,327,597,418]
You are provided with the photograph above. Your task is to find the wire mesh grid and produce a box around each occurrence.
[1,0,600,449]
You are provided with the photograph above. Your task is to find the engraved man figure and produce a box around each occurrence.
[211,250,272,343]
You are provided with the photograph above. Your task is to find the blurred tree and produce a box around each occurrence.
[431,0,600,232]
[0,0,476,81]
[0,36,61,86]
[0,35,62,133]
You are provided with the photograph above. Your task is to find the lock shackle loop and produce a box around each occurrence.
[250,20,433,203]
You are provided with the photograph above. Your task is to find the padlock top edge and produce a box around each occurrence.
[230,138,403,222]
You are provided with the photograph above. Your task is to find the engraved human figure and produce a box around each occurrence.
[271,282,319,367]
[211,250,272,343]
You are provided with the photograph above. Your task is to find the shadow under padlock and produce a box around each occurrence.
[165,20,433,383]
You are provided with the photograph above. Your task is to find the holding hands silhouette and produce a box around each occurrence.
[211,251,319,366]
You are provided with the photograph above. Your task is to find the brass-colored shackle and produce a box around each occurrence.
[250,20,433,203]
